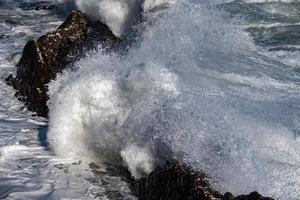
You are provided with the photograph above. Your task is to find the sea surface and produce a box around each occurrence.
[0,0,300,199]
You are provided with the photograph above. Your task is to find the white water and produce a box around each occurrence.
[47,0,300,199]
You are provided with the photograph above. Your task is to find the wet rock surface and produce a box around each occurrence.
[6,10,120,117]
[130,162,274,200]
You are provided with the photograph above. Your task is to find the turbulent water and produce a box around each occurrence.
[1,0,300,199]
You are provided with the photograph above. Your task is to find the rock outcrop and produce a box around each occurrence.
[6,10,120,117]
[130,162,274,200]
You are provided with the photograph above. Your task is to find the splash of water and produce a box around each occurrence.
[56,0,175,36]
[48,0,300,199]
[48,52,179,176]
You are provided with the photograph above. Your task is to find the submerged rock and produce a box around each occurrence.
[130,162,274,200]
[7,10,120,117]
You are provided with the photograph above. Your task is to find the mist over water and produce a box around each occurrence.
[48,0,300,199]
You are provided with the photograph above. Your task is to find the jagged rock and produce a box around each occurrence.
[7,10,120,117]
[223,191,274,200]
[130,162,274,200]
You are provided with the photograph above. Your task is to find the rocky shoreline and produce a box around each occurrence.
[6,10,274,200]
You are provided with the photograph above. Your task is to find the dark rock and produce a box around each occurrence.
[223,192,236,200]
[5,74,15,86]
[7,10,120,117]
[130,162,222,200]
[130,162,274,200]
[230,192,274,200]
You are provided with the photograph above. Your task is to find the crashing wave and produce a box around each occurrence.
[48,0,300,199]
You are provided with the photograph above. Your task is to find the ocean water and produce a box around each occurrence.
[1,0,300,199]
